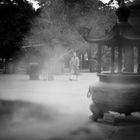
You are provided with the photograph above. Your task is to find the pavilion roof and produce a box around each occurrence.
[84,0,140,46]
[84,22,140,46]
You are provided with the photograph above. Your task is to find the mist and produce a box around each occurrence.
[1,0,140,140]
[0,72,98,140]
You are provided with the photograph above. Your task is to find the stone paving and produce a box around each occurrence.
[0,73,140,140]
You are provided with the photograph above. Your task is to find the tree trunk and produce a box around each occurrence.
[4,59,9,74]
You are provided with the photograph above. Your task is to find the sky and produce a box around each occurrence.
[28,0,121,10]
[100,0,110,3]
[28,0,111,10]
[27,0,40,10]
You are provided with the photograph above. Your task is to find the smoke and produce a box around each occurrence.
[0,99,63,139]
[22,0,89,77]
[0,99,92,140]
[0,99,59,124]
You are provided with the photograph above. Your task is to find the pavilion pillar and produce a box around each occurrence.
[118,46,122,73]
[111,46,115,73]
[124,45,134,72]
[87,46,92,60]
[82,53,85,69]
[97,44,102,73]
[137,46,140,73]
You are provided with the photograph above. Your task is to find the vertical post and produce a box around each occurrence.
[82,53,85,69]
[97,44,102,73]
[111,46,115,73]
[87,46,92,60]
[124,45,134,72]
[137,46,140,73]
[118,46,122,73]
[87,46,93,72]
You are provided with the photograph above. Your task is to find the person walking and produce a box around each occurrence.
[69,52,79,80]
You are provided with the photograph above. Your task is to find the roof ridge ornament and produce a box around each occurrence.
[116,0,130,23]
[119,0,125,7]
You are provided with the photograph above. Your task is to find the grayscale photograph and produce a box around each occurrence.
[0,0,140,140]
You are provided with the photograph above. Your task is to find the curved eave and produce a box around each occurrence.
[85,23,140,46]
[122,34,140,41]
[84,28,117,44]
[120,22,140,41]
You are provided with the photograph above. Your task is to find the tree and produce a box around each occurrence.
[0,0,37,73]
[25,0,139,75]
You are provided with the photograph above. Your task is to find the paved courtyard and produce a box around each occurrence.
[0,73,140,140]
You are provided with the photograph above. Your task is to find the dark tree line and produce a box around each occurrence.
[0,0,139,74]
[0,0,139,60]
[0,0,38,60]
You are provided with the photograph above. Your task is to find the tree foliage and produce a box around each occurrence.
[24,0,116,59]
[0,0,37,59]
[24,0,140,73]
